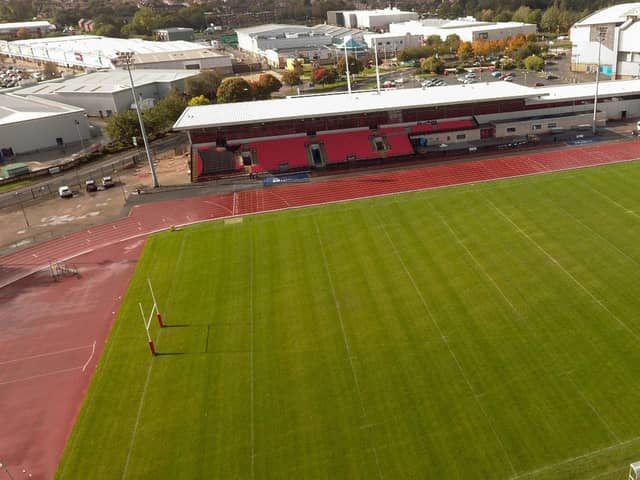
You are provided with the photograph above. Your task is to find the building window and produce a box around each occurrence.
[532,124,542,130]
[372,136,388,151]
[507,127,516,133]
[456,134,466,140]
[548,122,557,128]
[241,151,254,166]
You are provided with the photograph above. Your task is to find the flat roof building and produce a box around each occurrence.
[0,94,90,154]
[570,2,640,79]
[327,8,419,32]
[390,17,536,42]
[0,21,53,40]
[14,69,200,117]
[0,35,233,73]
[154,27,195,42]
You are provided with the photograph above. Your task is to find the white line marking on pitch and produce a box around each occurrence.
[0,343,95,366]
[82,341,97,372]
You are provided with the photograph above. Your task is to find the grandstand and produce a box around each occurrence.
[173,80,640,181]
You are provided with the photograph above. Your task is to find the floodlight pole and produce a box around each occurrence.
[117,51,160,188]
[0,462,15,480]
[374,42,381,93]
[344,39,352,94]
[592,27,607,135]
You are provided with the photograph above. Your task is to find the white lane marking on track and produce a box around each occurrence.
[0,343,95,366]
[0,366,83,386]
[82,341,97,372]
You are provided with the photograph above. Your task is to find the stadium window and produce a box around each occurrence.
[532,124,542,130]
[507,127,516,133]
[241,151,254,166]
[456,134,466,140]
[372,136,387,151]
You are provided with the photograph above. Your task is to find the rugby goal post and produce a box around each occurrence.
[138,278,164,356]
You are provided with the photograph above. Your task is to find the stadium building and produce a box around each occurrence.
[173,80,640,182]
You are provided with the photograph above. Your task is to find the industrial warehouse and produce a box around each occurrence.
[174,79,640,182]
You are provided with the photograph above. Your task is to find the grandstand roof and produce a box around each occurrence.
[531,79,640,102]
[174,82,537,130]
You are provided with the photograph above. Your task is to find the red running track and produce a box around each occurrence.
[2,140,639,287]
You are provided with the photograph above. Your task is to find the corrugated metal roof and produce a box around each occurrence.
[574,2,640,26]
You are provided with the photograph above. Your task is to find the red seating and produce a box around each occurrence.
[245,136,310,171]
[385,132,415,156]
[410,118,476,134]
[317,130,414,164]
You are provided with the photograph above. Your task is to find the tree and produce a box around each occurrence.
[15,27,31,40]
[420,56,444,74]
[472,40,492,58]
[144,90,187,132]
[444,34,461,53]
[458,42,474,60]
[216,78,253,103]
[185,71,221,101]
[291,59,304,75]
[425,34,443,47]
[281,71,302,86]
[94,23,119,37]
[336,55,363,75]
[511,6,531,23]
[254,73,282,99]
[121,7,161,36]
[524,55,544,71]
[312,67,338,84]
[106,110,142,145]
[541,4,562,32]
[43,62,59,80]
[188,95,211,106]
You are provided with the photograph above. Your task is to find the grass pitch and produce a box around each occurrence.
[58,161,640,479]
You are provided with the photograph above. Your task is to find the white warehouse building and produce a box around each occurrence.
[0,94,90,155]
[14,69,199,118]
[362,32,424,56]
[327,8,419,31]
[390,18,536,42]
[0,35,233,73]
[570,2,640,79]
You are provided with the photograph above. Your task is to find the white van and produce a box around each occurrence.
[58,186,72,198]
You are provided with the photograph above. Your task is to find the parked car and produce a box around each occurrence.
[546,74,559,80]
[492,71,502,77]
[102,176,115,188]
[58,186,73,198]
[503,76,513,82]
[85,179,97,192]
[465,72,477,79]
[534,82,545,87]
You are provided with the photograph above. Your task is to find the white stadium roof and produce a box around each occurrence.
[174,80,640,131]
[573,2,640,26]
[174,82,537,130]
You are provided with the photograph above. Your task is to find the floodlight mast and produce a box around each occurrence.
[592,27,607,135]
[116,51,159,188]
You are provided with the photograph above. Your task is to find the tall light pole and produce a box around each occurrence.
[343,36,352,94]
[592,27,607,135]
[374,41,381,93]
[115,51,159,188]
[0,461,15,480]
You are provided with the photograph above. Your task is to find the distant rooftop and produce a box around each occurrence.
[574,2,640,26]
[15,69,199,96]
[0,93,83,125]
[0,20,53,32]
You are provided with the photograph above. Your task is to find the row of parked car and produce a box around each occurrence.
[58,176,115,198]
[421,79,447,88]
